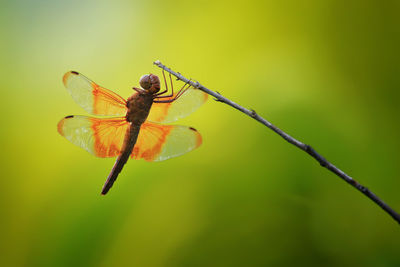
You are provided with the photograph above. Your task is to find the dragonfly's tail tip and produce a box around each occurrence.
[100,186,109,195]
[100,189,108,195]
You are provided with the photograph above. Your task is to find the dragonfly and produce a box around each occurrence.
[57,70,207,195]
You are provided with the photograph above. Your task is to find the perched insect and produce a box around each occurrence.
[57,70,207,195]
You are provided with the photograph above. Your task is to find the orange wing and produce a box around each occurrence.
[57,115,129,157]
[58,117,202,161]
[63,71,127,116]
[147,87,208,123]
[132,121,202,161]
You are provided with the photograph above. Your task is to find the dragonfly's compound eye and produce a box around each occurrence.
[139,74,151,89]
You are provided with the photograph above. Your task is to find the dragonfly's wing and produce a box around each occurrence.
[147,87,208,123]
[58,116,202,161]
[63,71,127,116]
[131,121,202,161]
[57,115,129,157]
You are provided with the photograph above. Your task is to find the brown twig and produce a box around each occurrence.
[153,60,400,225]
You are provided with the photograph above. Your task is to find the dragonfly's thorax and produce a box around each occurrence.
[125,92,154,125]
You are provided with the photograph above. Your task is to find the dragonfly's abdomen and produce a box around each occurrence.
[102,92,154,194]
[101,124,140,195]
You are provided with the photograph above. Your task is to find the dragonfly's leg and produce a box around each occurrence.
[155,89,167,96]
[174,84,191,99]
[153,84,191,103]
[154,71,174,97]
[163,68,169,93]
[168,72,174,96]
[153,99,174,103]
[133,87,146,94]
[154,69,169,96]
[154,79,190,99]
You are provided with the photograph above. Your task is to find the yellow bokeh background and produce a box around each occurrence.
[1,0,399,266]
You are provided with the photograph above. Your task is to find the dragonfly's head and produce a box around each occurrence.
[139,74,160,94]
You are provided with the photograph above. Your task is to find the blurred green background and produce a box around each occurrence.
[1,0,399,266]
